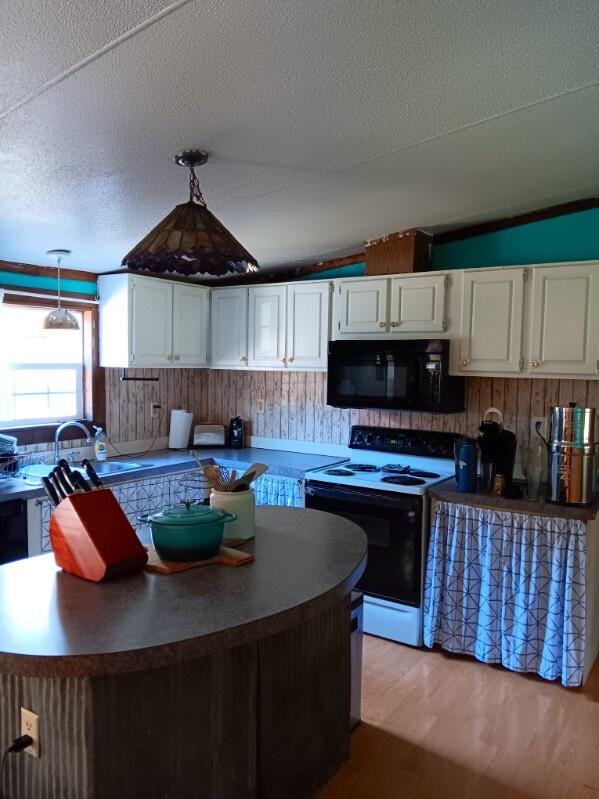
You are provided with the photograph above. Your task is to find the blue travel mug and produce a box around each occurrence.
[455,439,478,492]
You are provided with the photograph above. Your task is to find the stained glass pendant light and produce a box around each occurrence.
[121,150,259,277]
[43,249,80,330]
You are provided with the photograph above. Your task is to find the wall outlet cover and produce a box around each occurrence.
[256,399,265,414]
[21,707,40,758]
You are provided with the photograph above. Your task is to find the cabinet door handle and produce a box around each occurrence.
[378,321,386,328]
[288,356,294,363]
[239,356,247,363]
[390,321,399,327]
[167,355,173,361]
[529,360,540,368]
[174,354,180,361]
[280,357,287,364]
[459,358,469,367]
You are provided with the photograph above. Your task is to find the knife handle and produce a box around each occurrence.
[82,459,104,489]
[53,467,74,496]
[41,476,61,506]
[48,471,66,502]
[71,471,92,492]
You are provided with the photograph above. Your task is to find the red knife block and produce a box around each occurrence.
[49,489,148,582]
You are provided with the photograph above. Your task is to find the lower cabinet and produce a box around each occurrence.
[32,470,304,554]
[424,499,597,687]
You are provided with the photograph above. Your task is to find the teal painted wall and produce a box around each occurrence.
[432,208,599,269]
[300,262,366,281]
[0,271,97,296]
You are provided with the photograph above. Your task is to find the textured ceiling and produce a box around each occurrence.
[1,0,599,274]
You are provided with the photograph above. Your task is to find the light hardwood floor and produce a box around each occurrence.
[320,635,599,799]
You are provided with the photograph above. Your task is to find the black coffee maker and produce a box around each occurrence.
[478,407,519,497]
[229,417,245,449]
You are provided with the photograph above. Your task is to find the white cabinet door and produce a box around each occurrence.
[529,264,599,376]
[248,286,287,367]
[286,283,330,369]
[210,287,248,368]
[458,268,524,374]
[389,274,446,333]
[337,279,388,335]
[172,284,209,367]
[130,276,173,367]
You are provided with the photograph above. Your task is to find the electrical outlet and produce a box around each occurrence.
[531,416,547,440]
[256,399,265,414]
[150,402,162,419]
[21,707,40,758]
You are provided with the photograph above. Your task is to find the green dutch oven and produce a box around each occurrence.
[149,501,236,561]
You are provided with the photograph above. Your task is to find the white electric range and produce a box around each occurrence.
[305,425,459,646]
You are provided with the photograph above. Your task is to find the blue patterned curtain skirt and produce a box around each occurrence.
[423,501,586,687]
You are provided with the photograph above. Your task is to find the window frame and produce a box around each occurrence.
[0,295,105,445]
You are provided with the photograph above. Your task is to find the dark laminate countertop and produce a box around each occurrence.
[0,507,367,678]
[430,479,599,522]
[0,447,345,502]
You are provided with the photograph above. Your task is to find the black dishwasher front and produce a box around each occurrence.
[0,499,28,564]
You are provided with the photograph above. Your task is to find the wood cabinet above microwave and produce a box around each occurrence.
[98,274,209,368]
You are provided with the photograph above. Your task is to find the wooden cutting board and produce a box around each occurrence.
[144,545,254,575]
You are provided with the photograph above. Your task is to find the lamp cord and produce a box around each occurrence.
[0,750,7,799]
[1,735,34,799]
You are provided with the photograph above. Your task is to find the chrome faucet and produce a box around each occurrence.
[54,421,92,464]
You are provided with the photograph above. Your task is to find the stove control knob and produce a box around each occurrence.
[354,432,363,444]
[365,433,373,445]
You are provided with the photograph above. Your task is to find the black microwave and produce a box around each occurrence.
[327,339,465,413]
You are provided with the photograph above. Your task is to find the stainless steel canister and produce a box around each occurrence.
[547,442,596,506]
[550,404,595,447]
[546,405,596,505]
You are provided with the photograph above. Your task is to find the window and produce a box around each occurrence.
[0,304,84,426]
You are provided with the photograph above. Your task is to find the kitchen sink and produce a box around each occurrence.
[91,462,149,474]
[22,461,151,482]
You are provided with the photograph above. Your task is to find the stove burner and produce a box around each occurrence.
[381,475,426,486]
[325,468,356,476]
[347,463,380,472]
[408,469,440,479]
[381,463,410,474]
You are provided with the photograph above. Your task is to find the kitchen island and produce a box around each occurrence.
[0,507,367,799]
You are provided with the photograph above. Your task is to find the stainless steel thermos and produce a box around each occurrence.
[543,404,596,506]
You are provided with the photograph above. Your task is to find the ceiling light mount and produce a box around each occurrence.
[122,149,259,277]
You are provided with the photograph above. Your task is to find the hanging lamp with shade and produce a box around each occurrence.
[121,150,259,277]
[43,249,80,330]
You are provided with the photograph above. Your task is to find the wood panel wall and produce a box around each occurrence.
[105,369,599,452]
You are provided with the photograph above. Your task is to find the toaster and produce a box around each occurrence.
[193,424,226,447]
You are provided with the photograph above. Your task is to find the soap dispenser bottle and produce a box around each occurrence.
[94,426,107,462]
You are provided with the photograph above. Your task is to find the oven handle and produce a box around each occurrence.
[304,480,421,512]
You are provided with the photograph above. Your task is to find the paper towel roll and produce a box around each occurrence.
[168,409,193,449]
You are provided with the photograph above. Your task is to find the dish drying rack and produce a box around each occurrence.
[0,450,34,480]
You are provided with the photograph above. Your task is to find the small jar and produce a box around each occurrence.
[210,489,255,541]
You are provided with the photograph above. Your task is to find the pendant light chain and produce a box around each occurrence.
[189,166,206,206]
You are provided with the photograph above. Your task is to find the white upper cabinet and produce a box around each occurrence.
[528,263,599,376]
[172,284,209,367]
[210,287,248,368]
[457,268,525,374]
[286,283,330,369]
[130,276,173,367]
[248,285,287,368]
[389,274,446,333]
[336,279,388,335]
[99,274,209,368]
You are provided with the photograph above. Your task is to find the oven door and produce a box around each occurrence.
[304,481,422,606]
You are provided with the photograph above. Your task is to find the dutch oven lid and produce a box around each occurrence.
[150,501,231,526]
